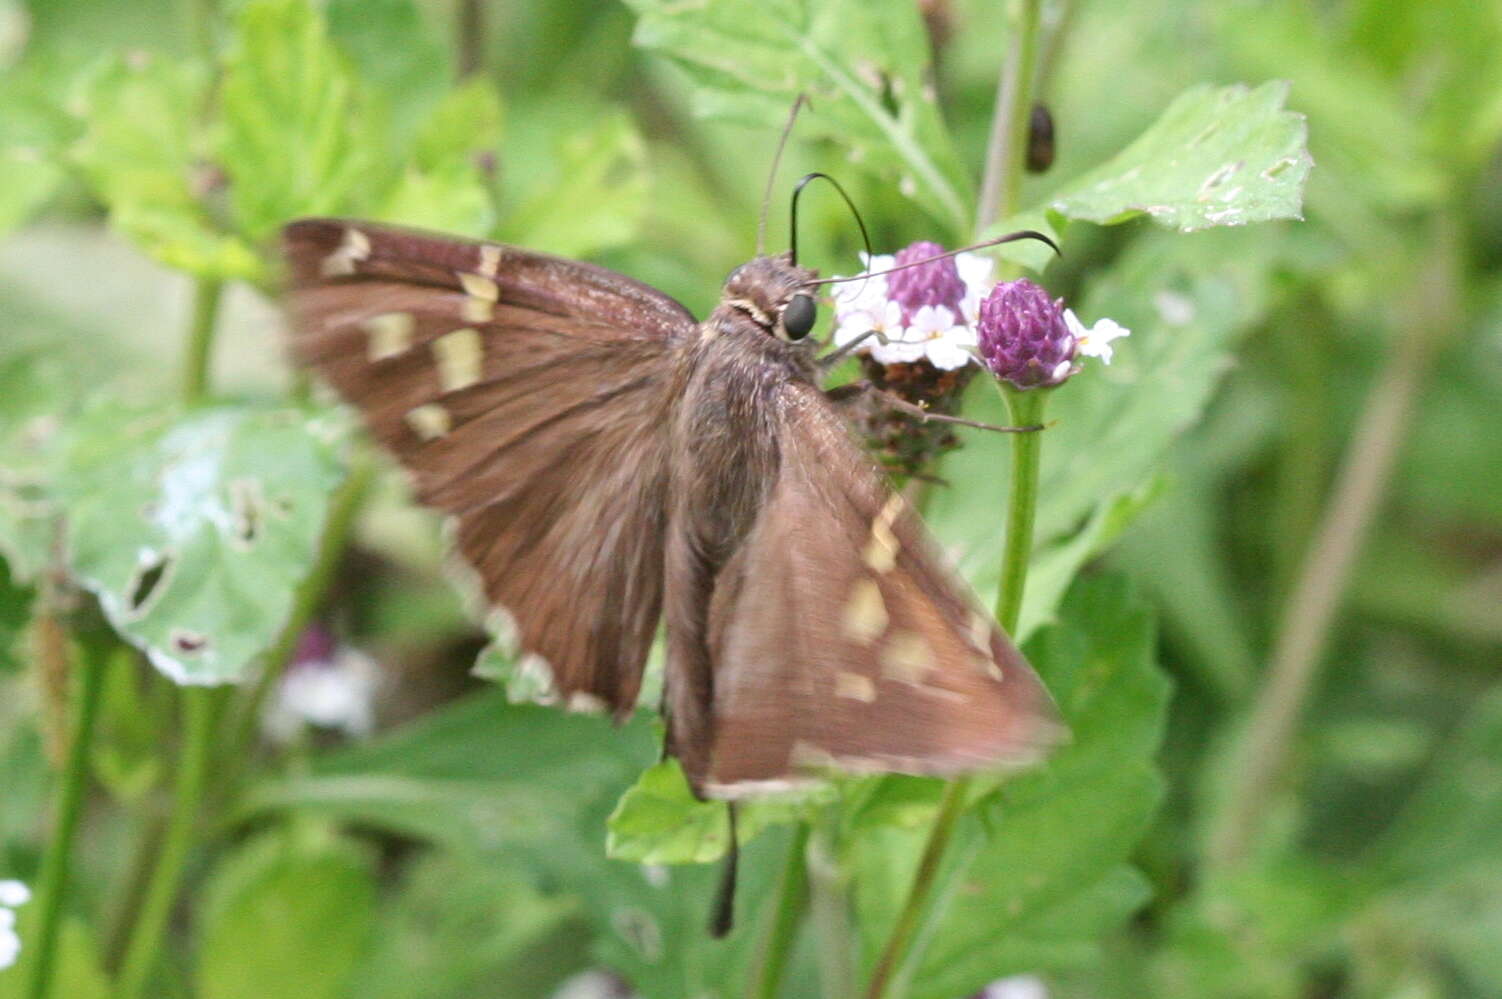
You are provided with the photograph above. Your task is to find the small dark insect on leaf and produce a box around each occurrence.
[280,199,1063,806]
[1027,102,1056,173]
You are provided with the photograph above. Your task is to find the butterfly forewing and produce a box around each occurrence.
[283,219,697,715]
[697,384,1062,796]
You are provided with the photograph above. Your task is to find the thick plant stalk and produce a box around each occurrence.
[24,637,110,999]
[1207,217,1459,869]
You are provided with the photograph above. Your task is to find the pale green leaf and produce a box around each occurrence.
[377,162,495,236]
[196,835,376,999]
[503,108,648,258]
[56,403,346,685]
[1051,81,1311,232]
[625,0,971,234]
[606,758,831,864]
[71,56,262,281]
[411,77,504,172]
[220,0,373,242]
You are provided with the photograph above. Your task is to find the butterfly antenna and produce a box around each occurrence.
[757,95,809,256]
[789,172,873,269]
[708,803,740,938]
[802,229,1060,287]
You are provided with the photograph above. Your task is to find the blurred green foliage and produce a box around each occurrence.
[0,0,1499,998]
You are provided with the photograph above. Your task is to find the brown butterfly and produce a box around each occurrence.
[281,193,1063,800]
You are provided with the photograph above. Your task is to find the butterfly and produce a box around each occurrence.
[281,205,1063,800]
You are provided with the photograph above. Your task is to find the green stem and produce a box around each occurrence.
[23,637,111,999]
[994,387,1046,631]
[115,688,219,999]
[745,825,812,999]
[181,278,223,407]
[975,0,1043,233]
[865,390,1049,999]
[223,455,374,770]
[808,812,856,999]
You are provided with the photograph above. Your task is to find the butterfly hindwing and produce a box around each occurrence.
[696,383,1062,796]
[283,219,698,715]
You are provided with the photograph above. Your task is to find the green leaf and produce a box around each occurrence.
[55,402,346,685]
[71,55,262,282]
[239,693,655,860]
[930,225,1279,588]
[854,576,1170,996]
[606,758,831,864]
[347,852,585,999]
[220,0,373,243]
[196,834,376,999]
[0,559,29,674]
[377,161,496,236]
[625,0,971,234]
[1050,81,1312,232]
[503,107,648,258]
[1014,476,1164,642]
[325,0,451,148]
[411,78,505,173]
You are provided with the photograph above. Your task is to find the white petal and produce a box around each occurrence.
[925,339,975,370]
[955,251,994,292]
[0,882,29,908]
[870,338,927,364]
[1062,308,1088,340]
[1051,359,1074,381]
[909,304,956,336]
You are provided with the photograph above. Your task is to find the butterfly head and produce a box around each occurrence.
[719,254,821,343]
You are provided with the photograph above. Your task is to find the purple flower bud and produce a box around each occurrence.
[886,240,968,325]
[976,279,1078,389]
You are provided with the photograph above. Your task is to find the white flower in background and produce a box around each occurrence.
[831,241,998,371]
[0,879,30,972]
[979,974,1049,999]
[1063,308,1131,364]
[262,626,380,744]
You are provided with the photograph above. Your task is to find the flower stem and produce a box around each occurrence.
[976,0,1043,233]
[116,687,220,999]
[994,387,1046,631]
[745,825,812,999]
[180,278,223,408]
[864,389,1048,999]
[23,635,111,999]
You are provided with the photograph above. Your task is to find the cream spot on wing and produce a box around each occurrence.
[405,403,450,440]
[835,671,877,702]
[477,244,502,277]
[967,611,991,652]
[567,690,608,715]
[864,493,904,572]
[881,630,933,685]
[321,227,371,276]
[842,578,888,644]
[432,327,483,392]
[461,295,494,323]
[459,271,500,302]
[361,311,414,361]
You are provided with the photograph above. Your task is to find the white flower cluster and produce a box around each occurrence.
[1063,309,1131,364]
[0,879,31,971]
[262,646,380,743]
[830,251,996,371]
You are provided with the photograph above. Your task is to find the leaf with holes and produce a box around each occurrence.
[625,0,972,235]
[1050,81,1311,232]
[55,402,346,684]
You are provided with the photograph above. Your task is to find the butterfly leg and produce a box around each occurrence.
[826,380,1045,434]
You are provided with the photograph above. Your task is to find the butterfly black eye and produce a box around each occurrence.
[781,294,817,339]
